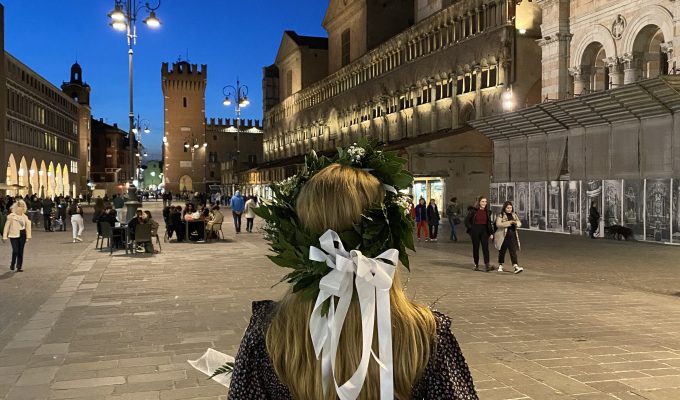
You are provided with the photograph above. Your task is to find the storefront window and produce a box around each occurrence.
[412,177,445,213]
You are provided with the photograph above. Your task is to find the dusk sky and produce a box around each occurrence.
[2,0,327,160]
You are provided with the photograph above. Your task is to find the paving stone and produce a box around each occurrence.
[51,376,126,389]
[48,385,115,399]
[35,343,70,355]
[15,366,59,386]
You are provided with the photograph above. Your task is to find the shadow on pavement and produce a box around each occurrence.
[0,271,15,280]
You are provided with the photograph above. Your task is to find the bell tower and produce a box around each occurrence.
[161,61,207,193]
[61,61,92,192]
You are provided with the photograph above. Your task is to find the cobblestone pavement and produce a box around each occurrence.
[0,202,679,400]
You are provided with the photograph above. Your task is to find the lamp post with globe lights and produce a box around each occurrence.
[222,80,249,182]
[107,0,161,215]
[183,137,207,192]
[132,114,151,187]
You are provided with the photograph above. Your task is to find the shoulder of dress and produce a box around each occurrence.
[431,310,452,333]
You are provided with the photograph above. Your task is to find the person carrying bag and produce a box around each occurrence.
[494,201,523,274]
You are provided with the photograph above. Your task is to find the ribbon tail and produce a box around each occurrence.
[336,278,376,400]
[376,289,394,400]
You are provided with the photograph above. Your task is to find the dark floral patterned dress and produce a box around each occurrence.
[227,301,478,399]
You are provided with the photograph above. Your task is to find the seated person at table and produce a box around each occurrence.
[135,211,157,253]
[182,203,196,220]
[200,204,210,220]
[183,205,205,242]
[127,209,144,242]
[97,206,118,232]
[168,206,185,242]
[207,205,224,236]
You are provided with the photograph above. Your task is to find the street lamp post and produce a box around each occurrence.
[108,0,161,219]
[133,114,150,187]
[222,80,249,189]
[183,137,207,193]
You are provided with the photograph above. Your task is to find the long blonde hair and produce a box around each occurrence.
[266,163,437,399]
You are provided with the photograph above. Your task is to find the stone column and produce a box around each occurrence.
[661,41,674,74]
[568,66,589,95]
[605,57,623,88]
[474,65,483,119]
[451,90,460,129]
[622,52,642,84]
[410,85,419,137]
[430,78,438,131]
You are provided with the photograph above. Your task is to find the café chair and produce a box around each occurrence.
[133,224,153,255]
[98,222,115,255]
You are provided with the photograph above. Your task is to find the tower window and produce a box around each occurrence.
[183,97,187,108]
[286,70,293,97]
[341,29,351,67]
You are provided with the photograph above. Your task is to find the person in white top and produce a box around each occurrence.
[244,196,259,233]
[68,201,85,243]
[2,200,32,272]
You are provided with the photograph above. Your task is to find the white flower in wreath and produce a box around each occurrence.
[347,145,367,163]
[394,195,411,216]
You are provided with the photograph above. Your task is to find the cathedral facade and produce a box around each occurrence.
[471,0,680,243]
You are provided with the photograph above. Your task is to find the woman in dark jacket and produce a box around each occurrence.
[426,199,440,242]
[414,198,429,241]
[464,196,494,272]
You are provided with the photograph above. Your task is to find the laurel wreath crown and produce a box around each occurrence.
[253,138,416,301]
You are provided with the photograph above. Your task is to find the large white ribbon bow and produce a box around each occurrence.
[309,229,398,400]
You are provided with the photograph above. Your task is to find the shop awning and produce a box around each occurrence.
[470,75,680,139]
[470,76,680,181]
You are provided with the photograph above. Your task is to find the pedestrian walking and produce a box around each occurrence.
[2,200,31,272]
[414,197,429,241]
[113,194,125,219]
[494,201,523,274]
[426,198,440,241]
[68,201,84,243]
[244,196,258,233]
[41,197,54,231]
[56,197,68,231]
[446,197,461,241]
[465,196,494,271]
[588,201,600,239]
[229,190,245,234]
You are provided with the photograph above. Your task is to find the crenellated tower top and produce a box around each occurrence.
[206,118,263,131]
[161,61,207,94]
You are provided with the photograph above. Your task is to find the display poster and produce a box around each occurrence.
[581,180,602,236]
[530,181,546,230]
[623,180,644,240]
[645,179,671,242]
[564,181,580,234]
[603,180,623,227]
[515,182,530,227]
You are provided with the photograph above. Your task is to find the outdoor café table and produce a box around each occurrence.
[112,224,129,254]
[185,219,207,242]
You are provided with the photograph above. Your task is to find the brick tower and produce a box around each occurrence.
[161,61,207,194]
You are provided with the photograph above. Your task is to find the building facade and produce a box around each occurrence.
[257,0,543,207]
[1,5,91,198]
[5,53,85,198]
[471,0,680,243]
[90,117,139,194]
[161,61,263,194]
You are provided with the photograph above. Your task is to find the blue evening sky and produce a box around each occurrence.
[2,0,327,160]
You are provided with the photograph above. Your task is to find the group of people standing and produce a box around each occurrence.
[412,198,442,241]
[464,196,523,274]
[409,194,524,274]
